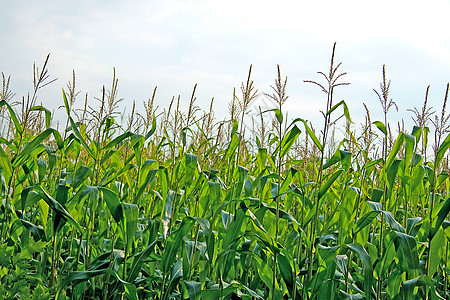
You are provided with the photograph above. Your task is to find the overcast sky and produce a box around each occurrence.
[2,0,450,134]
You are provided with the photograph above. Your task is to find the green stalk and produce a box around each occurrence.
[272,97,283,300]
[50,231,58,287]
[444,240,449,298]
[308,85,332,283]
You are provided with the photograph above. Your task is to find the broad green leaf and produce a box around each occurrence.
[161,217,195,273]
[263,108,283,124]
[430,196,450,239]
[429,227,446,276]
[20,219,46,241]
[0,100,22,134]
[103,131,133,149]
[12,128,56,168]
[327,100,352,123]
[279,125,301,157]
[185,153,198,187]
[22,186,81,232]
[183,280,202,300]
[164,259,183,300]
[222,207,246,250]
[373,121,387,135]
[98,187,123,224]
[122,203,138,254]
[323,149,351,170]
[263,204,300,232]
[30,105,52,129]
[162,189,176,238]
[293,118,323,152]
[128,238,159,282]
[318,169,343,200]
[145,115,157,140]
[385,132,405,171]
[395,232,419,279]
[384,211,405,233]
[401,275,435,299]
[339,291,364,300]
[339,187,358,243]
[201,281,262,299]
[234,166,249,199]
[252,255,280,296]
[257,147,267,173]
[354,211,381,236]
[435,131,450,169]
[277,253,294,295]
[347,243,373,298]
[71,165,92,190]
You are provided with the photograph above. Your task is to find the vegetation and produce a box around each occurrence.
[0,45,449,299]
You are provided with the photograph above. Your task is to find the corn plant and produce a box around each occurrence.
[0,47,449,300]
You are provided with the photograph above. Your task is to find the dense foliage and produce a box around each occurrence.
[0,48,449,299]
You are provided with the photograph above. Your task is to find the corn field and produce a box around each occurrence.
[0,47,449,299]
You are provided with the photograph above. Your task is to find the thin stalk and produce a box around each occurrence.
[50,232,58,287]
[304,43,349,290]
[444,240,449,298]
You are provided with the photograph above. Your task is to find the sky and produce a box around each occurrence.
[2,0,450,136]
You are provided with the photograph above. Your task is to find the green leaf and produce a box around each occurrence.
[30,105,52,129]
[164,259,183,299]
[20,219,46,241]
[279,125,301,157]
[327,100,352,123]
[162,189,177,238]
[161,217,195,274]
[98,187,123,224]
[128,238,159,282]
[0,100,22,134]
[429,227,446,276]
[339,291,364,299]
[201,281,262,299]
[318,169,343,200]
[277,253,294,295]
[58,262,113,295]
[293,118,323,152]
[263,108,283,124]
[12,128,55,168]
[401,275,435,299]
[103,131,133,149]
[353,211,381,236]
[71,165,92,190]
[22,186,81,232]
[62,89,95,159]
[385,132,405,171]
[185,153,198,187]
[339,187,359,243]
[384,211,405,233]
[435,131,450,169]
[347,243,373,298]
[252,255,280,295]
[373,121,387,135]
[122,203,138,254]
[183,281,202,300]
[431,196,450,239]
[222,207,246,250]
[145,115,157,140]
[395,232,420,279]
[323,149,351,170]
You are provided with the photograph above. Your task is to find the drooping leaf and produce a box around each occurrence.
[347,243,373,298]
[21,186,81,232]
[318,169,343,200]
